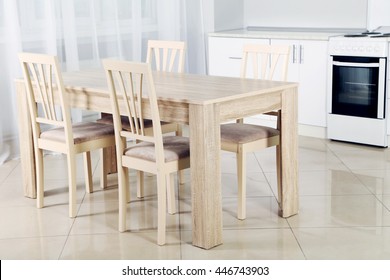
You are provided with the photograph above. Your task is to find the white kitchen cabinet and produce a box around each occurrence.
[271,39,328,127]
[208,36,269,77]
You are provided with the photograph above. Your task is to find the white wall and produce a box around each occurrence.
[367,0,390,30]
[214,0,243,31]
[244,0,368,29]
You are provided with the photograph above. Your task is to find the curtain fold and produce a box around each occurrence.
[0,0,207,164]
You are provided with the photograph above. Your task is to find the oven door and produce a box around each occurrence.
[331,56,386,119]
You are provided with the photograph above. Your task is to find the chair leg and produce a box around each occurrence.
[118,166,129,232]
[176,124,183,137]
[137,171,144,198]
[237,146,247,220]
[178,170,185,185]
[67,153,77,218]
[125,169,130,203]
[276,109,282,205]
[276,144,282,205]
[167,173,176,214]
[36,149,44,209]
[156,172,167,245]
[99,148,108,190]
[83,152,93,193]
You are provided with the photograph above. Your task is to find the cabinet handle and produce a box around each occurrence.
[300,45,304,64]
[292,45,296,63]
[228,56,242,60]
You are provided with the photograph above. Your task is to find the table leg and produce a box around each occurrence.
[189,103,223,249]
[279,87,299,217]
[15,82,36,198]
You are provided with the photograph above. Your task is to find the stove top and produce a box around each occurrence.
[329,27,390,57]
[343,32,390,38]
[339,26,390,39]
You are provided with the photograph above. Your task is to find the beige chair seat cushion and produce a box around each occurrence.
[97,115,170,131]
[40,122,114,144]
[124,136,189,162]
[221,123,279,144]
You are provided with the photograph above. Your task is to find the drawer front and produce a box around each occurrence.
[208,37,269,77]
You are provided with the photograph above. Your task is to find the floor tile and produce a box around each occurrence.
[353,169,390,195]
[71,200,181,235]
[222,172,274,197]
[0,159,19,184]
[288,195,390,228]
[0,205,75,239]
[180,229,305,260]
[60,232,182,259]
[334,149,390,170]
[178,197,289,231]
[265,170,371,197]
[293,227,390,259]
[0,236,67,260]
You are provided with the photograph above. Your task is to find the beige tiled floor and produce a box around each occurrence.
[1,136,390,259]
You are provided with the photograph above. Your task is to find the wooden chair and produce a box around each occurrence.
[98,40,187,200]
[18,53,116,218]
[146,40,186,73]
[103,59,190,245]
[220,44,290,220]
[137,40,187,200]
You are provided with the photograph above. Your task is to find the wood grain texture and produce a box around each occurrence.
[189,103,223,249]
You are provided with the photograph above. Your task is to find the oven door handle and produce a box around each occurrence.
[333,61,380,68]
[377,58,386,119]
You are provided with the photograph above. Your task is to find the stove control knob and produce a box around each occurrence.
[359,46,364,51]
[367,47,372,52]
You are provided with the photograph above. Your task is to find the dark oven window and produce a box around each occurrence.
[332,56,381,118]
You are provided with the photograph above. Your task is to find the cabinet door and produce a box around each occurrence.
[269,39,300,83]
[298,40,328,127]
[271,39,328,127]
[208,36,269,77]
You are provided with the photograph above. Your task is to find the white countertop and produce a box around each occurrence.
[208,27,364,41]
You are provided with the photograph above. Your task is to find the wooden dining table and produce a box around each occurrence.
[15,69,299,249]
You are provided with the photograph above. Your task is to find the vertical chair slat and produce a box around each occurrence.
[154,48,161,71]
[269,54,281,80]
[38,63,54,120]
[29,62,50,120]
[47,64,57,121]
[127,72,140,134]
[118,71,136,134]
[137,73,145,134]
[162,48,169,71]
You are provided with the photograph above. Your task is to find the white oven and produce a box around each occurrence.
[327,28,390,147]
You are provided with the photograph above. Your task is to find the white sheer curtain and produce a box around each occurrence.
[0,0,207,164]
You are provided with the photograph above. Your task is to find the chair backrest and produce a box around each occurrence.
[240,44,290,81]
[18,53,74,147]
[146,40,186,73]
[103,60,164,163]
